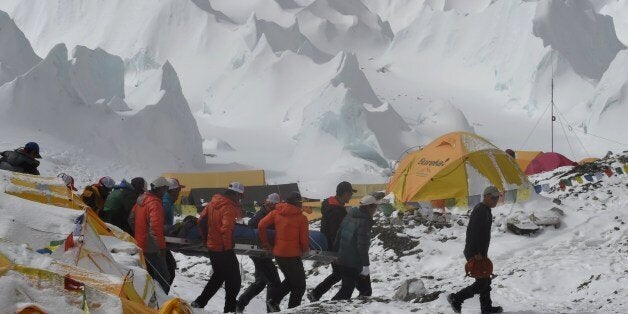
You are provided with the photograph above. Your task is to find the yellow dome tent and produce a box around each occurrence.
[387,132,531,208]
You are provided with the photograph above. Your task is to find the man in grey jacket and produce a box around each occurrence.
[331,195,380,300]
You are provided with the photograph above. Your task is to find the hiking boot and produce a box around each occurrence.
[482,306,503,313]
[447,293,461,313]
[190,301,203,309]
[307,290,319,302]
[266,300,280,313]
[235,301,245,313]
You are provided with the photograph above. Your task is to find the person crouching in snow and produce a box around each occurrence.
[332,195,379,300]
[129,177,171,293]
[191,182,245,313]
[236,193,282,313]
[448,186,503,314]
[81,176,115,217]
[0,141,42,175]
[259,192,309,312]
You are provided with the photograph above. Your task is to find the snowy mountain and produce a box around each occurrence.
[0,36,204,173]
[0,11,40,85]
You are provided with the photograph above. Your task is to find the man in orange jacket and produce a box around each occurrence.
[129,177,171,293]
[191,182,244,313]
[258,192,309,312]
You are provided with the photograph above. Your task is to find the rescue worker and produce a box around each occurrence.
[81,176,115,217]
[129,177,171,293]
[448,186,503,313]
[0,142,42,175]
[163,178,185,290]
[332,195,380,300]
[191,182,245,313]
[103,177,145,234]
[309,181,356,301]
[236,193,282,312]
[163,178,185,227]
[259,192,309,312]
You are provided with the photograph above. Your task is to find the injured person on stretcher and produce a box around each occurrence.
[165,216,337,263]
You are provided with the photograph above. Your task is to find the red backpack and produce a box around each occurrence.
[465,257,493,278]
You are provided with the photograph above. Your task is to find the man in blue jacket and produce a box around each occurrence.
[331,195,379,300]
[448,186,503,313]
[236,193,282,312]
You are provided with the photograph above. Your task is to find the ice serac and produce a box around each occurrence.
[130,61,205,169]
[0,10,40,85]
[297,0,394,54]
[70,45,125,106]
[300,52,420,166]
[242,14,332,63]
[587,50,628,139]
[533,0,625,80]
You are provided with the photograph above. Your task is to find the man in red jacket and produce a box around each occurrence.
[129,177,171,293]
[259,192,309,311]
[191,182,245,313]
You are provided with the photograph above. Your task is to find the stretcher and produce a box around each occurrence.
[165,225,337,263]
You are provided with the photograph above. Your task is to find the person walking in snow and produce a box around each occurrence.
[163,178,185,290]
[81,176,115,217]
[447,186,503,314]
[236,193,282,313]
[258,192,309,312]
[0,141,42,175]
[103,177,145,234]
[191,182,245,313]
[331,195,380,300]
[129,177,171,293]
[308,181,356,302]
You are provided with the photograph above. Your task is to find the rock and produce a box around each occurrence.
[553,198,562,205]
[394,278,427,302]
[550,207,565,216]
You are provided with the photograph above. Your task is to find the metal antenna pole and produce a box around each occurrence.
[550,52,555,153]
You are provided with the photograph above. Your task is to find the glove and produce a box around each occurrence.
[360,266,370,276]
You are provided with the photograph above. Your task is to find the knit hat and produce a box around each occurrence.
[266,193,280,204]
[131,177,146,192]
[99,176,115,189]
[286,191,302,205]
[228,182,245,194]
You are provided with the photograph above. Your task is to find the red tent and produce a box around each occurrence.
[525,152,577,175]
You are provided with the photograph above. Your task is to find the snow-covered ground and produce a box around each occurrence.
[0,0,628,313]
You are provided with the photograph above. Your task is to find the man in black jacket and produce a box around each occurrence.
[236,193,282,313]
[308,181,355,302]
[0,142,41,175]
[448,186,503,314]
